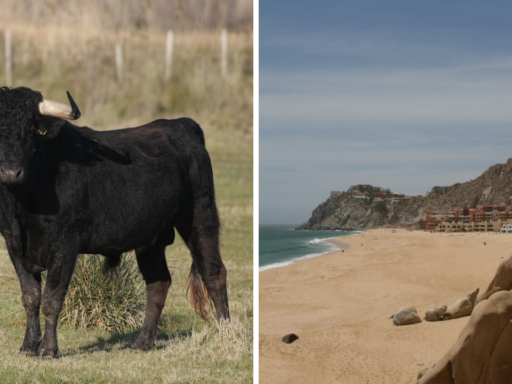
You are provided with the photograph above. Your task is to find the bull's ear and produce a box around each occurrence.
[34,116,65,138]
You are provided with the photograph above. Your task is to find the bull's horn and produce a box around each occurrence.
[38,91,81,120]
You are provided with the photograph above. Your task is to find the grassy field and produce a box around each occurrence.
[0,12,253,384]
[0,135,253,382]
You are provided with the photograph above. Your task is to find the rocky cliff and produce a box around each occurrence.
[297,158,512,231]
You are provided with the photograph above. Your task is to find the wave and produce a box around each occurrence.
[260,241,322,256]
[259,239,344,271]
[259,232,362,272]
[259,249,335,271]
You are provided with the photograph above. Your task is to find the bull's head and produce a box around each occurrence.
[0,87,80,184]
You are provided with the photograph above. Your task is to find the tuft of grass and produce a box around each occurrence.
[58,253,146,332]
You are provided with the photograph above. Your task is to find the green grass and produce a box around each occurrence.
[0,25,253,383]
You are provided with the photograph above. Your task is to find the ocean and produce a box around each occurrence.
[259,225,356,271]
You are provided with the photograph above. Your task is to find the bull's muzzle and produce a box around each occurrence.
[0,166,24,184]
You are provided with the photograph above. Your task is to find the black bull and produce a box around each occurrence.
[0,87,229,357]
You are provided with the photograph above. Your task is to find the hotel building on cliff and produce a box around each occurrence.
[426,203,512,232]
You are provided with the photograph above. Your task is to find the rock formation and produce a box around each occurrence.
[417,291,512,383]
[297,158,512,231]
[475,254,512,306]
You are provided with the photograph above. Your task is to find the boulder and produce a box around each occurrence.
[424,305,447,322]
[475,254,512,306]
[417,290,512,383]
[443,298,472,320]
[443,288,479,320]
[393,306,422,326]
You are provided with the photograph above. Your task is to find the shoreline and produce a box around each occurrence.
[258,231,359,272]
[259,228,507,383]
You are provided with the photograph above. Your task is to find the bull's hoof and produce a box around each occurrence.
[38,347,58,359]
[18,348,38,357]
[130,338,155,351]
[19,341,40,357]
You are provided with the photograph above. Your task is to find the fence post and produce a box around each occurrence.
[115,43,123,81]
[221,28,228,77]
[164,30,173,80]
[5,29,12,86]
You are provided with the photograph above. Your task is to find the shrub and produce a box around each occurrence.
[57,253,146,332]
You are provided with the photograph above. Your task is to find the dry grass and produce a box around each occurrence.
[0,0,253,32]
[1,24,253,134]
[0,317,252,383]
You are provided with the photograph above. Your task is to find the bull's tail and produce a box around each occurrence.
[186,262,212,322]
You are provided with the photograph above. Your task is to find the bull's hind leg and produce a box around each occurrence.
[177,224,230,322]
[132,243,171,351]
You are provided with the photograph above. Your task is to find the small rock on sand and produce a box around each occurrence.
[282,334,299,344]
[393,306,422,326]
[425,305,447,322]
[443,298,472,320]
[443,288,479,320]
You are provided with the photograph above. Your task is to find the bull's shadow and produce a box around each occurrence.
[76,329,193,354]
[69,316,200,355]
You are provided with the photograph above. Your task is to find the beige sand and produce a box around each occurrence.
[259,228,511,383]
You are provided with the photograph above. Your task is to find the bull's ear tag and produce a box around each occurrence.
[37,128,47,135]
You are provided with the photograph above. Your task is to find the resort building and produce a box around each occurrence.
[373,191,387,199]
[425,203,512,233]
[372,197,384,205]
[437,220,507,233]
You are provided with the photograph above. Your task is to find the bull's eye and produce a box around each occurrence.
[31,127,47,136]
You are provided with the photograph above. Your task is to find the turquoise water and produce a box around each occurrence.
[259,225,355,271]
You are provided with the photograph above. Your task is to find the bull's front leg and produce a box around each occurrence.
[38,255,77,358]
[8,250,42,356]
[19,272,42,356]
[11,260,42,355]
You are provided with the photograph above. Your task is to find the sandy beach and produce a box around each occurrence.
[259,228,511,383]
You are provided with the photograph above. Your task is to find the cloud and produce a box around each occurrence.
[261,62,512,126]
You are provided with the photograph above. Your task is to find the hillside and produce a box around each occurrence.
[297,158,512,231]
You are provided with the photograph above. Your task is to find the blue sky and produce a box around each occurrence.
[260,1,512,225]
